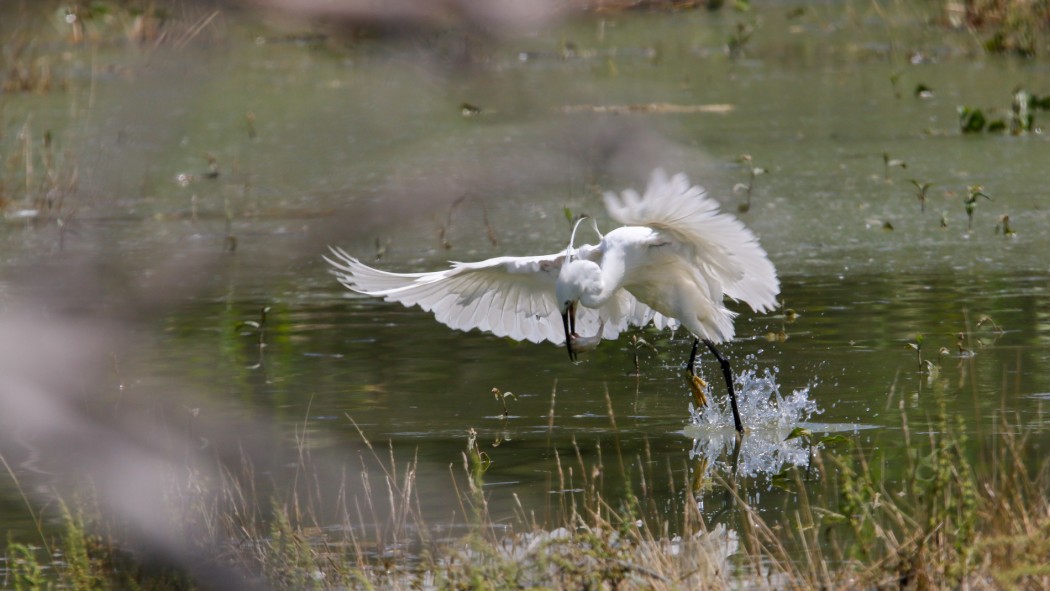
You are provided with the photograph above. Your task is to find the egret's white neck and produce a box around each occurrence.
[586,252,623,307]
[558,252,623,309]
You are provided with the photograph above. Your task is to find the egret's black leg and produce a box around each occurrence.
[702,339,744,434]
[561,302,578,362]
[686,338,700,375]
[562,313,576,362]
[729,430,743,474]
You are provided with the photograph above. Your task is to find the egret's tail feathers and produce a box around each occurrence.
[604,169,780,314]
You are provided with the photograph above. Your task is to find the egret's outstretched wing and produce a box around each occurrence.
[325,247,660,345]
[603,169,780,312]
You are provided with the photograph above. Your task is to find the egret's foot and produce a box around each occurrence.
[688,373,708,408]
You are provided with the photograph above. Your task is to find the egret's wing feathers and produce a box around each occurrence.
[326,247,658,345]
[326,248,565,344]
[603,169,780,313]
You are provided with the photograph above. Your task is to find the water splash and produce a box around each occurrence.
[685,366,823,478]
[689,366,820,431]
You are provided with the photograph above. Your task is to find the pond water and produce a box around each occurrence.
[1,0,1049,566]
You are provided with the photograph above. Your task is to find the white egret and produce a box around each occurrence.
[326,169,780,432]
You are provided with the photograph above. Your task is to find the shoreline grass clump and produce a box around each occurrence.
[1,119,79,220]
[946,0,1050,56]
[3,388,1050,590]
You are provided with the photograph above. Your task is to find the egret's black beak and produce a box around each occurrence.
[562,301,577,362]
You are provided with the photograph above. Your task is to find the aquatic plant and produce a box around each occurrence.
[437,194,467,250]
[882,152,907,180]
[0,120,78,221]
[1009,88,1050,133]
[491,387,516,418]
[958,105,989,133]
[957,88,1050,134]
[763,301,794,343]
[726,21,755,58]
[964,185,991,231]
[994,213,1016,236]
[907,333,925,370]
[626,334,657,376]
[733,153,765,213]
[909,180,932,213]
[236,306,271,362]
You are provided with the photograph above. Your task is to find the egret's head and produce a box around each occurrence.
[558,215,604,361]
[565,214,602,262]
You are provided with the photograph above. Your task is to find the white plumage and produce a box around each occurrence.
[325,168,779,349]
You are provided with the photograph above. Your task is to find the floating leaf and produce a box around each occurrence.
[820,434,852,445]
[786,426,812,441]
